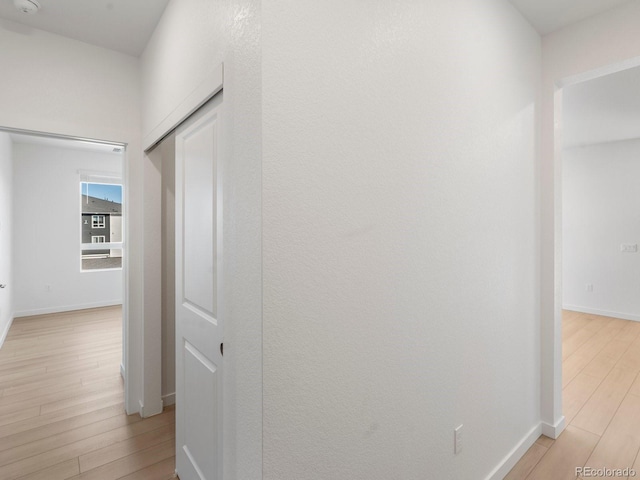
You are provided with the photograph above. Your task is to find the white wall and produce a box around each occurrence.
[135,131,177,406]
[541,0,640,436]
[0,133,12,345]
[160,134,176,405]
[0,20,140,143]
[0,18,143,414]
[141,0,262,477]
[562,139,640,320]
[12,143,122,316]
[562,66,640,148]
[262,1,540,479]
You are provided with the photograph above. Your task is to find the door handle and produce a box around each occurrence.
[0,284,6,289]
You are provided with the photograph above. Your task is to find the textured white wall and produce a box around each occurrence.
[0,133,12,344]
[0,19,140,143]
[12,143,122,316]
[562,139,640,320]
[541,0,640,435]
[263,1,540,478]
[141,0,262,476]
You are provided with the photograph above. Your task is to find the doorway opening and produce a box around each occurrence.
[0,126,130,409]
[549,57,640,440]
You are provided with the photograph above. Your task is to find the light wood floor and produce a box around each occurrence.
[506,310,640,479]
[0,306,176,480]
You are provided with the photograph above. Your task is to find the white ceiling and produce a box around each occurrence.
[0,0,169,56]
[509,0,632,35]
[0,0,630,56]
[563,65,640,148]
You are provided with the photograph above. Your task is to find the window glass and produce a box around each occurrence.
[81,182,123,271]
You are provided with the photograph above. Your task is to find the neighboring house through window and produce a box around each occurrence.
[81,181,123,271]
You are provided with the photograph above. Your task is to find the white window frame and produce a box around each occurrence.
[91,235,106,243]
[92,215,106,228]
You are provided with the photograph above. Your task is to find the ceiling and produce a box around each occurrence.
[562,65,640,148]
[0,0,169,56]
[0,0,632,56]
[509,0,633,35]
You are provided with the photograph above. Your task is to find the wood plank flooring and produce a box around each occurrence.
[0,306,176,480]
[506,310,640,480]
[12,307,637,479]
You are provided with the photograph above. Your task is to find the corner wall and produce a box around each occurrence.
[12,143,123,317]
[262,1,541,478]
[0,133,12,345]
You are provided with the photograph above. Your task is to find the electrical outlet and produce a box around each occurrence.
[621,244,638,253]
[586,284,593,292]
[454,425,463,454]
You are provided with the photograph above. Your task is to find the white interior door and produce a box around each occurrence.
[175,93,223,480]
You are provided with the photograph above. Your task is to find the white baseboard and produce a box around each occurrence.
[139,399,163,418]
[541,416,566,439]
[485,423,542,480]
[162,392,176,407]
[0,315,14,350]
[14,300,122,318]
[563,304,640,322]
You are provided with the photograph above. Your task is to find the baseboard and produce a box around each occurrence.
[541,416,566,439]
[139,399,163,418]
[162,392,176,407]
[14,300,122,318]
[563,304,640,322]
[0,315,14,350]
[484,423,542,480]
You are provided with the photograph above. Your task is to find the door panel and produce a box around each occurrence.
[182,122,216,317]
[175,93,223,480]
[184,341,218,476]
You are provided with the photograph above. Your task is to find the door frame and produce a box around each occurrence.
[0,125,132,410]
[541,54,640,438]
[139,64,224,417]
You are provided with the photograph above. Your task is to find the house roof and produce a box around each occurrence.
[82,195,122,214]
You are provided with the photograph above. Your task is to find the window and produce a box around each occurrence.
[92,215,105,228]
[81,181,123,271]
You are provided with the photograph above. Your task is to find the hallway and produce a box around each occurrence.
[506,310,640,479]
[0,306,175,479]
